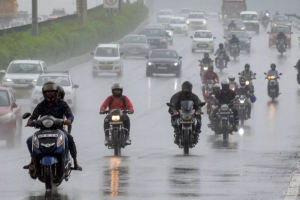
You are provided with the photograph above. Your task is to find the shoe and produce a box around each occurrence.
[248,115,251,119]
[104,137,109,146]
[174,134,180,145]
[23,157,34,170]
[73,158,83,171]
[233,126,238,132]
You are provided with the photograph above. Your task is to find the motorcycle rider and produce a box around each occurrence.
[294,59,300,83]
[214,43,229,68]
[169,81,203,144]
[236,76,253,118]
[276,31,287,50]
[227,20,237,30]
[239,64,256,90]
[228,74,239,91]
[267,63,280,93]
[100,83,134,146]
[229,34,240,54]
[200,52,214,67]
[211,80,239,132]
[202,66,219,97]
[24,82,82,171]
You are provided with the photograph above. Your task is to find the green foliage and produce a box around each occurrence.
[0,3,148,70]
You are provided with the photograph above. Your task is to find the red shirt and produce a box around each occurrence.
[100,95,134,112]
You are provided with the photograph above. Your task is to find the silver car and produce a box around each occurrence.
[120,35,149,58]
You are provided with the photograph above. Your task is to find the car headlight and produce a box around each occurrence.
[148,62,152,66]
[182,115,192,121]
[33,135,39,148]
[241,27,245,30]
[174,63,178,66]
[57,134,64,147]
[112,115,120,121]
[42,119,54,128]
[246,41,250,44]
[187,21,190,24]
[114,59,120,64]
[245,81,250,85]
[203,21,207,24]
[0,113,12,123]
[3,78,12,82]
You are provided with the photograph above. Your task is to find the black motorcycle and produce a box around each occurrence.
[294,66,300,84]
[100,109,132,156]
[229,43,239,60]
[167,101,205,155]
[234,94,248,125]
[277,38,286,56]
[264,72,282,101]
[199,60,213,78]
[238,73,256,91]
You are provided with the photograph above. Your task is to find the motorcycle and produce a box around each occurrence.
[199,60,212,78]
[22,113,75,190]
[294,66,300,84]
[277,38,286,55]
[229,43,239,60]
[166,101,205,155]
[203,80,216,101]
[238,73,256,91]
[264,72,282,101]
[229,82,237,91]
[261,18,269,29]
[100,109,132,156]
[215,54,226,73]
[234,94,249,125]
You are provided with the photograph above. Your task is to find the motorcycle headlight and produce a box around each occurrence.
[203,21,207,24]
[33,135,39,148]
[203,67,209,71]
[182,115,192,121]
[221,104,229,111]
[57,134,64,147]
[148,62,152,66]
[174,63,178,66]
[245,81,250,85]
[239,99,245,104]
[112,115,120,121]
[241,27,245,30]
[231,87,235,91]
[42,119,54,128]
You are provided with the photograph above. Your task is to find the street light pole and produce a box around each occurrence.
[32,0,38,36]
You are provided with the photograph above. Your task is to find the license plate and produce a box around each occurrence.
[270,80,276,82]
[270,89,276,92]
[102,64,111,68]
[109,122,123,125]
[220,112,231,114]
[198,44,208,48]
[16,90,28,94]
[158,67,168,70]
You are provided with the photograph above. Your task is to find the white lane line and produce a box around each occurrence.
[285,171,300,200]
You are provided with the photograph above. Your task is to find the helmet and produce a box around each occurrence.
[212,84,220,94]
[181,81,193,92]
[57,85,65,100]
[239,76,246,86]
[221,80,229,90]
[111,83,123,97]
[270,63,276,70]
[232,34,236,39]
[204,52,209,58]
[228,74,235,82]
[219,43,224,49]
[245,63,250,70]
[209,65,214,71]
[42,81,58,102]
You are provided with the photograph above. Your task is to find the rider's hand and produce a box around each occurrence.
[27,121,33,126]
[195,110,202,115]
[64,120,72,126]
[173,110,179,115]
[100,110,105,114]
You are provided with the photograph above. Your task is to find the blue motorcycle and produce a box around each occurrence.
[22,113,73,190]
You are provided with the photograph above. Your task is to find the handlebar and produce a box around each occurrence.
[100,110,133,115]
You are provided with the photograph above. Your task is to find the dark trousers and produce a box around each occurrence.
[104,114,130,137]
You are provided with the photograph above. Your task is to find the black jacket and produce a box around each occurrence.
[215,89,236,105]
[201,57,213,65]
[236,85,252,96]
[229,37,240,45]
[296,60,300,70]
[169,91,203,113]
[277,32,286,40]
[228,22,237,29]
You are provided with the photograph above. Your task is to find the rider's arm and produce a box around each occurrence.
[215,74,220,83]
[214,49,219,56]
[28,103,42,123]
[124,96,134,113]
[63,102,74,123]
[100,96,111,112]
[169,92,180,112]
[193,94,203,111]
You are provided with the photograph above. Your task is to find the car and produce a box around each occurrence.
[169,17,188,36]
[120,35,149,58]
[0,87,22,147]
[240,11,260,34]
[190,30,216,53]
[91,44,123,77]
[50,8,67,19]
[27,15,44,23]
[9,19,26,28]
[267,25,292,48]
[206,12,222,21]
[187,12,208,30]
[140,24,169,49]
[223,18,246,34]
[271,15,292,31]
[224,31,252,53]
[179,8,193,18]
[161,23,174,45]
[0,60,48,95]
[145,49,182,77]
[30,71,79,112]
[18,10,30,21]
[157,9,173,23]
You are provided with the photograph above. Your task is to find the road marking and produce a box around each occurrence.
[285,170,300,200]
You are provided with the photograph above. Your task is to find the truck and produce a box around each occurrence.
[0,0,18,19]
[222,0,247,19]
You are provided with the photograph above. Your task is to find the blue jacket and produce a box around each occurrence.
[267,70,279,77]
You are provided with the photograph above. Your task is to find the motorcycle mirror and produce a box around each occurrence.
[22,112,31,119]
[249,37,252,39]
[264,72,267,75]
[238,72,241,75]
[200,102,206,107]
[190,36,193,39]
[279,73,283,75]
[267,32,270,34]
[254,73,256,75]
[166,103,174,107]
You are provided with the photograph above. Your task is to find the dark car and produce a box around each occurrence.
[223,18,246,34]
[120,35,149,58]
[224,31,252,53]
[146,49,182,77]
[0,87,22,147]
[140,24,169,49]
[271,15,292,31]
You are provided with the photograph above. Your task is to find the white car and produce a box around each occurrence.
[191,30,216,53]
[30,72,79,112]
[27,15,44,24]
[187,12,208,30]
[170,17,188,36]
[240,11,260,34]
[92,44,123,77]
[9,20,26,28]
[157,9,173,23]
[0,60,48,95]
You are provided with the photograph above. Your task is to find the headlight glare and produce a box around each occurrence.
[4,79,12,82]
[112,115,120,121]
[57,134,64,147]
[148,62,152,66]
[174,63,178,66]
[33,135,39,148]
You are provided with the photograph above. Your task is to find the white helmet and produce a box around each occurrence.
[228,74,235,82]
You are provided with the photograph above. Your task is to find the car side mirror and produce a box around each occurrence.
[254,73,256,75]
[264,72,267,75]
[91,52,94,56]
[120,52,124,56]
[249,37,252,39]
[190,36,193,39]
[22,112,31,119]
[179,56,182,60]
[73,84,79,89]
[0,70,5,74]
[213,37,216,39]
[267,32,270,34]
[291,32,293,34]
[238,72,241,75]
[145,55,149,59]
[279,73,283,75]
[27,84,34,90]
[11,102,18,109]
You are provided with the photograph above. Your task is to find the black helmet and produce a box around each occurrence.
[228,74,235,82]
[204,52,209,58]
[271,63,276,70]
[57,85,65,100]
[221,80,229,90]
[111,83,123,97]
[181,81,193,92]
[42,81,58,101]
[212,84,220,94]
[239,76,246,86]
[232,34,236,39]
[219,43,224,49]
[245,63,250,70]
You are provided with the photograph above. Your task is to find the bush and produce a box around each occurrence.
[0,3,148,70]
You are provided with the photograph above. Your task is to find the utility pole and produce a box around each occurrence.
[32,0,38,36]
[119,0,122,12]
[77,0,86,25]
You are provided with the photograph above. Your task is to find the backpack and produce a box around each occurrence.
[109,95,127,109]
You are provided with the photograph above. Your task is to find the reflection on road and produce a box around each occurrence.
[26,190,70,200]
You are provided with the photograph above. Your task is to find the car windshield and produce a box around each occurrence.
[180,9,192,14]
[36,76,71,86]
[271,27,290,34]
[124,36,146,43]
[159,11,172,15]
[52,10,65,15]
[95,47,119,57]
[273,16,289,23]
[7,63,42,74]
[162,24,171,30]
[0,91,9,106]
[142,28,165,37]
[194,32,212,38]
[150,50,178,59]
[207,13,219,18]
[225,19,244,26]
[10,21,24,27]
[227,32,248,38]
[241,14,258,20]
[188,13,205,19]
[170,18,186,24]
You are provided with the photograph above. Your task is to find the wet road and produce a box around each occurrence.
[2,0,300,200]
